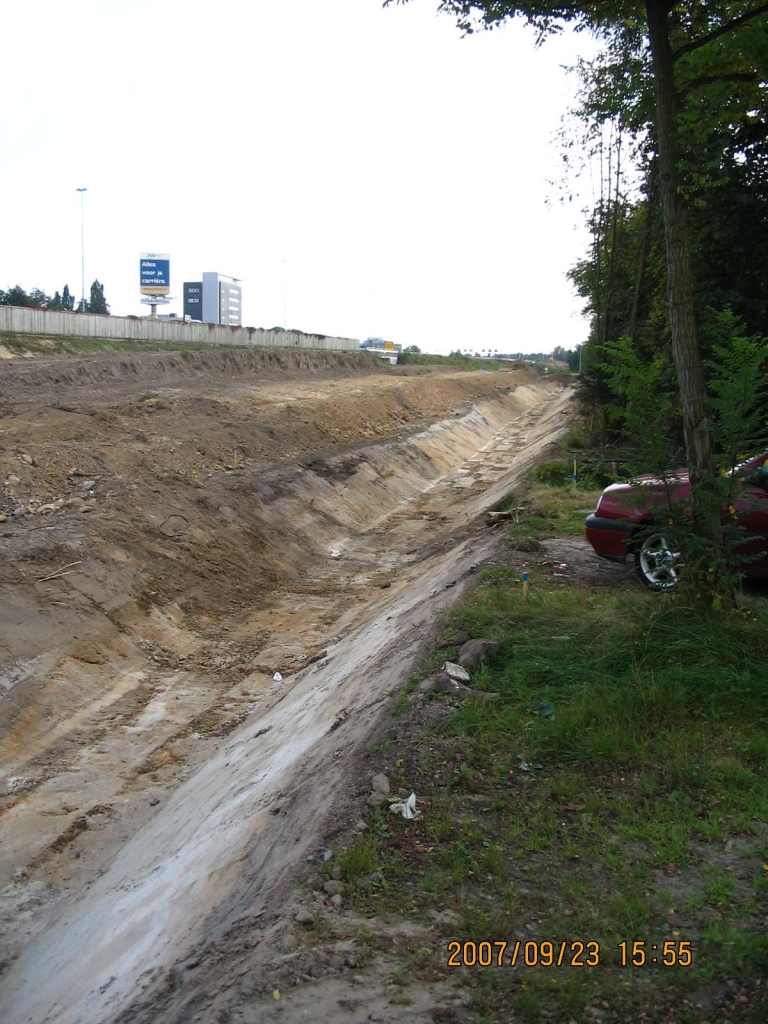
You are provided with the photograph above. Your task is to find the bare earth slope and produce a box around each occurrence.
[0,349,576,1024]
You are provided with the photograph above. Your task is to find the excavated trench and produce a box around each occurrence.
[0,374,575,1024]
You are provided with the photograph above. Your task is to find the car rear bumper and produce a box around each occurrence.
[585,514,634,562]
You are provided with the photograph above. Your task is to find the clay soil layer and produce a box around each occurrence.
[0,348,575,1024]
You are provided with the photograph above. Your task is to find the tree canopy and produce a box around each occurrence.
[565,0,768,442]
[385,2,768,477]
[1,280,109,314]
[387,0,768,595]
[49,284,76,311]
[87,280,109,315]
[0,285,51,308]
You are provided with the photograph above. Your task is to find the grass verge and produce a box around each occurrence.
[494,481,603,551]
[333,482,768,1023]
[397,352,524,371]
[0,332,250,357]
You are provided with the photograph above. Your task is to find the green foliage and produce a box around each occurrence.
[559,1,768,463]
[0,332,247,357]
[338,839,379,882]
[391,0,768,605]
[346,566,768,1019]
[76,280,109,314]
[703,309,768,465]
[601,334,683,471]
[87,279,109,315]
[1,284,49,307]
[552,344,580,370]
[533,459,574,487]
[3,282,88,312]
[48,285,75,311]
[598,313,768,597]
[532,458,609,489]
[501,482,604,550]
[396,350,509,370]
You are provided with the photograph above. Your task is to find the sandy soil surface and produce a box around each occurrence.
[0,349,582,1023]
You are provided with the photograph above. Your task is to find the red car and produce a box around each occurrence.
[586,452,768,588]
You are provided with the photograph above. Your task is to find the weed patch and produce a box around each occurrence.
[501,484,603,550]
[340,547,768,1021]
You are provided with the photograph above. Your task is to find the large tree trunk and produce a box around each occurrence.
[645,0,715,488]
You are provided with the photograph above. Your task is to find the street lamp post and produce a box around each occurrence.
[280,257,290,330]
[76,188,87,312]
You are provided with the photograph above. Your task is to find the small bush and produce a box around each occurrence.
[338,839,379,881]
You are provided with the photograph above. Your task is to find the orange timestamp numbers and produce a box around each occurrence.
[618,941,693,967]
[447,940,601,968]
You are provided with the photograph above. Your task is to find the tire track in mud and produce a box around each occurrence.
[0,383,575,1024]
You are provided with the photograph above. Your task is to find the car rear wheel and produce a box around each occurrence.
[635,533,681,589]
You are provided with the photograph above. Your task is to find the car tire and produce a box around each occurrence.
[634,533,681,590]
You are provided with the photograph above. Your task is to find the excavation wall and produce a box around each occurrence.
[0,358,576,1024]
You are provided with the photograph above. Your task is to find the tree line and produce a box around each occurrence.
[562,1,768,449]
[390,0,768,599]
[0,281,109,314]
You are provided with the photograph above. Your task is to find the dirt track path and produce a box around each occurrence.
[0,360,575,1023]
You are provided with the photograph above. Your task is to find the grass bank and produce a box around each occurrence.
[0,332,245,357]
[329,480,768,1023]
[397,352,524,371]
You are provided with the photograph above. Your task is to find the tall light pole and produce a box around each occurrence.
[280,257,290,330]
[76,188,87,312]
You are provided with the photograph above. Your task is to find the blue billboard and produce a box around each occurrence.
[140,253,170,295]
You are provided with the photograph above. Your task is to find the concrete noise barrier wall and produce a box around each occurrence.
[0,306,359,352]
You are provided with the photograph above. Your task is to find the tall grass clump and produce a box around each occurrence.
[439,587,768,777]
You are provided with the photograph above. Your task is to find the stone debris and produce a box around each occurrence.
[441,661,470,683]
[357,870,384,888]
[457,638,499,672]
[370,773,390,796]
[36,499,65,515]
[368,773,391,806]
[413,671,499,702]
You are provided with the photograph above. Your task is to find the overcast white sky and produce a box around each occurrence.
[1,0,598,354]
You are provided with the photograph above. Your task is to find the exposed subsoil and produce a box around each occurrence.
[0,347,587,1024]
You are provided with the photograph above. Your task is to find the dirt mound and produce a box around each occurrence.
[0,346,389,408]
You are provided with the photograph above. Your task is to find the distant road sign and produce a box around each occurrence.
[140,253,170,296]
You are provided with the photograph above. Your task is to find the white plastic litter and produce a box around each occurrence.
[329,549,342,559]
[389,792,420,820]
[272,672,283,682]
